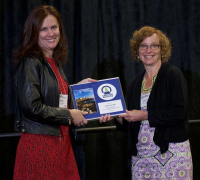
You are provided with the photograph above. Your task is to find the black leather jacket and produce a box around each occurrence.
[14,55,73,137]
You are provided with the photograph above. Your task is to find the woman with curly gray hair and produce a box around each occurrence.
[121,26,193,179]
[100,26,193,179]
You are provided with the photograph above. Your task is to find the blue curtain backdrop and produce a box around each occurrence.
[0,0,200,179]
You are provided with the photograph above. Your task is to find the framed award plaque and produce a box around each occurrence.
[70,77,126,120]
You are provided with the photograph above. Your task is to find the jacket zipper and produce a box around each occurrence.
[47,61,76,140]
[47,63,62,140]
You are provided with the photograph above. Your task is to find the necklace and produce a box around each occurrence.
[141,74,157,93]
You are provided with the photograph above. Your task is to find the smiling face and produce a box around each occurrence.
[139,33,162,68]
[38,14,60,57]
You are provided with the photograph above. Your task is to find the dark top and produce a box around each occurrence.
[117,63,188,156]
[13,57,80,180]
[14,55,73,136]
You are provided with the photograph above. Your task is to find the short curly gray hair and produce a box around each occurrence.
[130,26,172,62]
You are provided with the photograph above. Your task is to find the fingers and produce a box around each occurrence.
[76,121,86,126]
[77,78,97,84]
[101,114,107,123]
[107,114,113,121]
[99,115,104,123]
[103,114,108,122]
[70,109,88,126]
[75,118,87,126]
[83,118,88,124]
[87,78,97,83]
[71,110,113,125]
[76,117,87,126]
[119,110,132,122]
[81,111,89,115]
[104,114,108,122]
[99,114,113,123]
[121,115,132,121]
[119,113,129,118]
[119,110,130,118]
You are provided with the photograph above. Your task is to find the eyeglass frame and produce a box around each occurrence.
[139,44,162,50]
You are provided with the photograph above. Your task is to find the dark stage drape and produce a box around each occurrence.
[1,0,200,179]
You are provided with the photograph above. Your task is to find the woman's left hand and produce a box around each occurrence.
[99,114,113,123]
[77,78,97,84]
[119,110,148,122]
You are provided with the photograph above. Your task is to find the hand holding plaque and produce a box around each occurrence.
[70,77,126,121]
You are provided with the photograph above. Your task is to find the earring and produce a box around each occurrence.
[138,56,140,59]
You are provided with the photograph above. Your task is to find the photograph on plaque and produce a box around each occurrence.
[74,88,98,114]
[70,77,126,120]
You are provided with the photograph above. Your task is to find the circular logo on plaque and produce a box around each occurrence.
[97,83,117,100]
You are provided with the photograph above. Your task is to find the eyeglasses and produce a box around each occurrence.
[139,44,161,50]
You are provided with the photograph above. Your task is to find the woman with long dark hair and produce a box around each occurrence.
[13,5,95,180]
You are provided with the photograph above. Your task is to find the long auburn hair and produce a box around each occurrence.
[13,5,68,67]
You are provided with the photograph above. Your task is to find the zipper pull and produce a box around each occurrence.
[75,129,77,139]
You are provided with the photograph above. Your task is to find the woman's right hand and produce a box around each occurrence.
[69,109,88,126]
